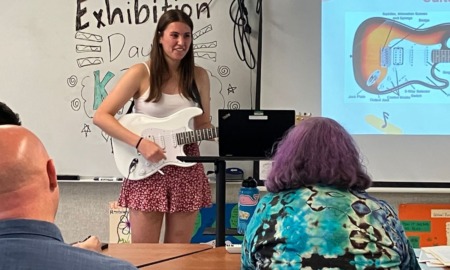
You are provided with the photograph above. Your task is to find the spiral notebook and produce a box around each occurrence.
[218,109,295,158]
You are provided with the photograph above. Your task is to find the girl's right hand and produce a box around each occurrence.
[136,138,166,163]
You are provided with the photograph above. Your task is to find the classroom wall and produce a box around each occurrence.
[57,182,450,243]
[2,0,447,244]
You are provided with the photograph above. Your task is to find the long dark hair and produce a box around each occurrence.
[146,9,202,110]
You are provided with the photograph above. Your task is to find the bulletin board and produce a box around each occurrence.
[398,204,450,248]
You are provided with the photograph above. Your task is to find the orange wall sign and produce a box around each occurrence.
[398,204,450,248]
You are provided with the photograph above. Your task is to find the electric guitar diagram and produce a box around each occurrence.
[352,17,450,95]
[112,107,218,180]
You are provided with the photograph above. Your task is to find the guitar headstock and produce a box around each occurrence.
[295,112,312,125]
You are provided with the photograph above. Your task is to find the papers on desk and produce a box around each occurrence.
[419,246,450,268]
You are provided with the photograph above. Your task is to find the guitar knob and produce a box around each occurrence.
[138,169,146,176]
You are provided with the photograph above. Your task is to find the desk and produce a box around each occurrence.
[102,243,212,267]
[177,156,265,247]
[141,247,241,269]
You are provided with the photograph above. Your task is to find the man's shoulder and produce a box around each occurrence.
[62,246,137,269]
[0,240,137,270]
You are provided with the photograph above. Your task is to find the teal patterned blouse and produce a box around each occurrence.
[241,185,420,270]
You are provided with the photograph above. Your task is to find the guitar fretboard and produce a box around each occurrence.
[176,127,219,145]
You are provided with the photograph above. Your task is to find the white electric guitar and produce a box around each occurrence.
[112,107,218,180]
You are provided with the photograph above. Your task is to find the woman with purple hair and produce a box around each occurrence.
[241,117,420,269]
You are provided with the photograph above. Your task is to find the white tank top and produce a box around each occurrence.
[133,62,196,118]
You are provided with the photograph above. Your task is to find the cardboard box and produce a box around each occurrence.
[109,202,131,243]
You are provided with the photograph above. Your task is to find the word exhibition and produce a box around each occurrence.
[76,0,211,31]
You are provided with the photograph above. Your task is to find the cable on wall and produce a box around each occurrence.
[229,0,261,70]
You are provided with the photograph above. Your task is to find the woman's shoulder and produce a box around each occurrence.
[120,61,150,95]
[194,65,208,78]
[194,66,209,88]
[128,61,150,75]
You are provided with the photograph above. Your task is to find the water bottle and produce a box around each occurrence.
[237,177,260,234]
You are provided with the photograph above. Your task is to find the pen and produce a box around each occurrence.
[70,235,91,245]
[93,177,124,181]
[81,235,91,242]
[57,175,80,180]
[101,243,109,250]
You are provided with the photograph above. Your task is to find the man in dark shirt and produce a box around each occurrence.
[0,101,104,252]
[0,125,137,270]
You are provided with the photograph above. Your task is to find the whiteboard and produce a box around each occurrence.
[0,0,256,177]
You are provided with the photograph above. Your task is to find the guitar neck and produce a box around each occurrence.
[176,127,219,145]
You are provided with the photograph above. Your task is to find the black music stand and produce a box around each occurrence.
[177,156,266,247]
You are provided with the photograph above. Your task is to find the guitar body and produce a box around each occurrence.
[353,17,450,94]
[112,107,204,180]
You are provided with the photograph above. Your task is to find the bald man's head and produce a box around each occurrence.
[0,125,59,221]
